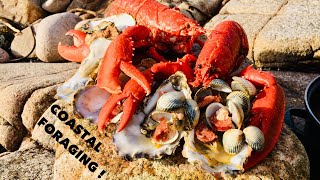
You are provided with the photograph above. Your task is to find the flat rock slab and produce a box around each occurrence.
[213,0,320,69]
[0,62,78,151]
[204,14,271,62]
[31,100,309,179]
[0,147,55,179]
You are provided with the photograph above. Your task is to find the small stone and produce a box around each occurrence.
[67,0,110,12]
[36,13,81,62]
[11,26,36,58]
[0,48,9,63]
[42,0,71,13]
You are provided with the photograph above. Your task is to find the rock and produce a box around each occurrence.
[0,147,55,179]
[277,0,320,15]
[0,0,47,25]
[204,14,271,61]
[47,101,309,179]
[11,26,36,58]
[22,85,58,132]
[36,13,81,62]
[67,0,111,13]
[0,48,10,63]
[157,0,223,25]
[219,0,287,15]
[18,137,40,151]
[254,14,320,68]
[42,0,72,13]
[0,62,78,151]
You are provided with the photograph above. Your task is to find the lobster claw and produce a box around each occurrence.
[58,30,90,63]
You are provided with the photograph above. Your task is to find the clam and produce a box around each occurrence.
[243,126,265,151]
[226,91,251,115]
[168,71,192,98]
[208,79,232,93]
[222,129,244,154]
[156,91,186,112]
[184,99,200,130]
[227,100,244,129]
[231,76,257,98]
[205,102,226,128]
[151,120,180,145]
[194,87,227,108]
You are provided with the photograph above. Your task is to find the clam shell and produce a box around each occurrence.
[205,102,227,128]
[184,99,200,130]
[243,126,265,151]
[222,129,244,154]
[150,111,174,123]
[208,79,232,93]
[168,71,191,99]
[156,91,186,111]
[231,76,257,97]
[226,91,251,115]
[227,100,244,129]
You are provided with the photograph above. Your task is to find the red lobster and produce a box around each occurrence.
[97,55,195,133]
[239,65,285,169]
[106,0,205,53]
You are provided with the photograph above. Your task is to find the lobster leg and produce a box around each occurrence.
[240,66,285,169]
[120,61,152,95]
[97,25,153,95]
[117,95,140,132]
[58,30,90,63]
[98,93,128,132]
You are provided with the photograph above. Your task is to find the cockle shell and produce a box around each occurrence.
[184,99,200,130]
[227,100,244,129]
[222,129,244,154]
[208,79,232,93]
[205,102,227,128]
[243,126,265,151]
[226,91,251,115]
[231,76,257,98]
[156,91,186,112]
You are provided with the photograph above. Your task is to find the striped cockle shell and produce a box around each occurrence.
[184,99,200,130]
[156,91,186,112]
[222,129,244,154]
[231,76,257,98]
[226,91,251,115]
[227,100,244,129]
[208,79,232,93]
[243,126,265,151]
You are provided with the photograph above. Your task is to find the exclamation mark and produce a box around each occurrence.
[98,170,106,178]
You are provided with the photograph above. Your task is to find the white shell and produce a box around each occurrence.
[227,100,244,129]
[231,76,257,97]
[243,126,265,151]
[222,129,244,154]
[182,129,252,172]
[205,102,227,128]
[156,91,186,111]
[74,85,110,123]
[75,13,136,32]
[56,38,111,102]
[113,113,183,159]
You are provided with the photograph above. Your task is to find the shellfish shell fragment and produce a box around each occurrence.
[156,91,186,112]
[243,126,265,151]
[222,129,244,154]
[231,76,257,97]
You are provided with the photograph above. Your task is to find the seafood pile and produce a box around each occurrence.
[56,0,285,174]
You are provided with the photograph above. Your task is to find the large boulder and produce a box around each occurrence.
[0,147,55,179]
[36,13,81,62]
[0,62,78,151]
[0,0,47,25]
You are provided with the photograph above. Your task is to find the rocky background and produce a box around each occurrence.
[0,0,318,179]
